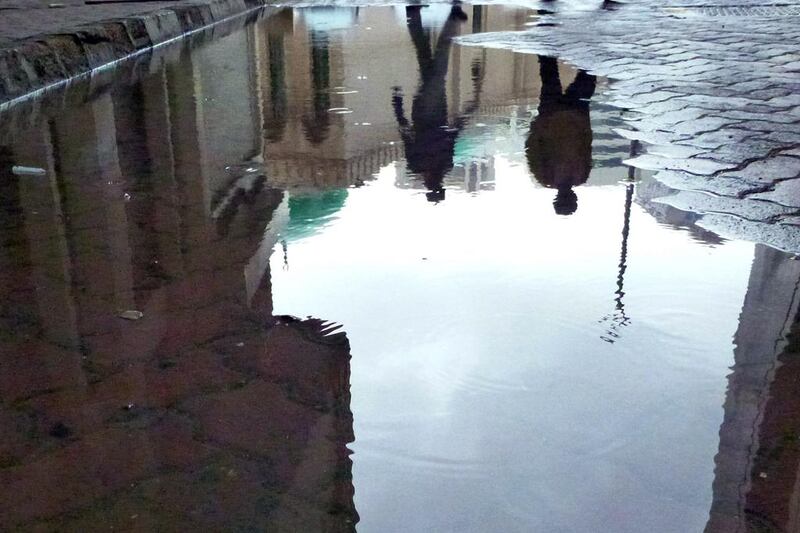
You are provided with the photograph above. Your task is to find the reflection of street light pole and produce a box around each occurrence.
[600,140,639,343]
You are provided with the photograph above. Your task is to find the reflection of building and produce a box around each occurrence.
[1,15,559,525]
[257,5,540,192]
[636,177,725,246]
[0,23,357,531]
[705,245,800,533]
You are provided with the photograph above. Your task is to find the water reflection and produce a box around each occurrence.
[393,4,478,202]
[526,55,596,215]
[0,25,358,530]
[0,4,799,532]
[706,245,800,533]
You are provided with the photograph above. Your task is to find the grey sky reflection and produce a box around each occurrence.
[270,163,754,532]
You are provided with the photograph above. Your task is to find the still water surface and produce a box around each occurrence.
[0,4,798,533]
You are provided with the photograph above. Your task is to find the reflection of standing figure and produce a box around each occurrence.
[526,56,596,215]
[392,4,480,202]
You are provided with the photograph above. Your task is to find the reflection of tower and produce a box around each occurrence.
[705,245,800,533]
[258,8,401,190]
[0,34,358,530]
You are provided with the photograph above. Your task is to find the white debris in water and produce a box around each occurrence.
[12,166,46,176]
[118,310,144,321]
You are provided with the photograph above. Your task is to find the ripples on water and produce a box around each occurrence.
[0,4,798,533]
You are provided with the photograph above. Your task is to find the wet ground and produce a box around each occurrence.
[1,4,800,532]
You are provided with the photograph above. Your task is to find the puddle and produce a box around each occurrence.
[0,4,798,532]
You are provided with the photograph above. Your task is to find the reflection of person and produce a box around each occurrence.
[392,4,480,202]
[526,56,596,215]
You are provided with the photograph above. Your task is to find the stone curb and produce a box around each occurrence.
[0,0,266,106]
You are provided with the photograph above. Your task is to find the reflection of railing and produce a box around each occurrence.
[451,157,496,193]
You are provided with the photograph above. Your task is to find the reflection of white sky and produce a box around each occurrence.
[392,4,460,27]
[270,160,754,533]
[298,6,359,31]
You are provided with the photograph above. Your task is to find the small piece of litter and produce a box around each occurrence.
[759,472,768,479]
[48,3,65,7]
[12,166,46,175]
[118,310,143,320]
[236,342,244,347]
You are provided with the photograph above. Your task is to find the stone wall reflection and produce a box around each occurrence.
[706,244,800,533]
[0,25,357,531]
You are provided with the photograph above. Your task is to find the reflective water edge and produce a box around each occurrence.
[0,5,798,533]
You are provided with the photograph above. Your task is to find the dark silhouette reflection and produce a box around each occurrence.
[393,4,482,202]
[599,182,633,343]
[303,30,332,145]
[526,56,596,215]
[706,245,800,533]
[599,143,639,343]
[0,65,358,531]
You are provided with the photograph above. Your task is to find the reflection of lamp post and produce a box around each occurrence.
[600,140,639,343]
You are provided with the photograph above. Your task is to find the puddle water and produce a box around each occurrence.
[1,4,799,532]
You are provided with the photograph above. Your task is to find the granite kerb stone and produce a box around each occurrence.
[0,0,266,107]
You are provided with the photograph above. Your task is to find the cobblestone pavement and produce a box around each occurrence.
[460,0,800,251]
